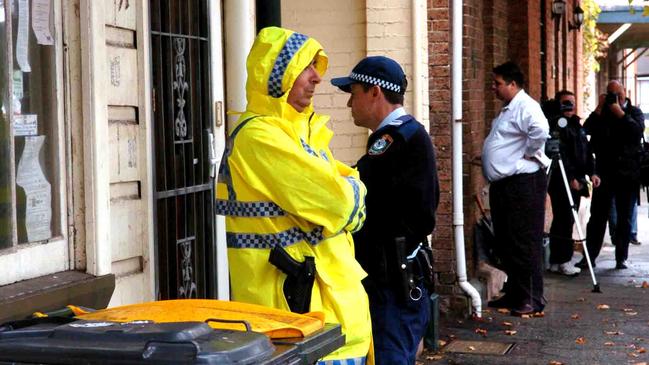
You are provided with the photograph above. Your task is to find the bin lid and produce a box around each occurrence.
[77,299,324,339]
[0,320,275,365]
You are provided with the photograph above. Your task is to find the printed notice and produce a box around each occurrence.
[16,135,52,242]
[32,0,54,45]
[13,70,23,99]
[14,114,38,136]
[16,0,31,72]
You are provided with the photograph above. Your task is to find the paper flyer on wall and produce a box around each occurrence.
[16,0,31,72]
[16,135,52,242]
[32,0,54,45]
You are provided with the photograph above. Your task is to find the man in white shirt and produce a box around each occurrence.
[482,61,550,316]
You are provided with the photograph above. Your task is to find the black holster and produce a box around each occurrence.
[394,237,434,303]
[269,246,316,314]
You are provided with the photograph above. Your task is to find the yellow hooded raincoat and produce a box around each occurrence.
[216,27,372,363]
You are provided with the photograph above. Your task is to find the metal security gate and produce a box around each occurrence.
[150,0,216,300]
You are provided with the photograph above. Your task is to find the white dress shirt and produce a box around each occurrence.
[482,89,550,182]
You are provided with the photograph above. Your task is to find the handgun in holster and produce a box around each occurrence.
[268,246,316,314]
[394,237,421,302]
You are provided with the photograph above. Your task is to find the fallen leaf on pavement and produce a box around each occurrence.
[438,340,447,347]
[576,337,586,345]
[571,314,580,320]
[629,353,640,358]
[533,312,545,317]
[425,355,443,361]
[605,331,624,335]
[468,346,476,351]
[605,342,615,346]
[549,361,565,365]
[638,347,647,354]
[502,321,513,327]
[642,281,649,289]
[577,297,585,302]
[597,304,610,310]
[627,312,639,316]
[497,308,509,314]
[504,330,517,335]
[474,328,488,337]
[633,362,647,365]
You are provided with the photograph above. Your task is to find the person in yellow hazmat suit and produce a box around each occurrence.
[216,27,372,364]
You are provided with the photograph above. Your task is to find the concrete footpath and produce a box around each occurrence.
[420,196,649,365]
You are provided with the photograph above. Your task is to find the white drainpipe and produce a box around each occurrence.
[218,0,256,300]
[411,0,423,125]
[452,0,482,317]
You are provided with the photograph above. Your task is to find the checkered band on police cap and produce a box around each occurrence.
[348,72,402,93]
[330,55,406,95]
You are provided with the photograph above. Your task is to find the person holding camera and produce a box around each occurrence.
[546,90,594,276]
[578,80,645,270]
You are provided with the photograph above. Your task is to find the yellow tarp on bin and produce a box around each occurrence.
[77,299,324,339]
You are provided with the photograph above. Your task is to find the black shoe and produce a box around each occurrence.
[630,239,641,245]
[488,295,511,309]
[510,303,543,317]
[615,261,628,270]
[575,259,595,269]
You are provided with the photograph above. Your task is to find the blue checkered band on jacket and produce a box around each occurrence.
[349,72,401,93]
[349,207,365,234]
[319,150,330,162]
[342,176,362,233]
[316,356,366,365]
[301,138,318,157]
[226,226,325,249]
[268,32,309,98]
[216,199,287,217]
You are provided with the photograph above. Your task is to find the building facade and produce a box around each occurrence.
[0,0,586,320]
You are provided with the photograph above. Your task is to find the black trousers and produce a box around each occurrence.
[548,173,582,265]
[585,177,638,263]
[490,169,547,309]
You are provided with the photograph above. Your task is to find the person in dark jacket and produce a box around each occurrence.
[331,56,439,364]
[546,90,594,276]
[577,80,645,270]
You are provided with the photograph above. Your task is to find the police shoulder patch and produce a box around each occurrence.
[368,134,394,155]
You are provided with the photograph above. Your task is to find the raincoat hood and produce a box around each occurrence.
[245,27,328,118]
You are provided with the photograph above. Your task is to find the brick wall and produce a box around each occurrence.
[427,0,584,314]
[282,0,367,165]
[428,0,454,295]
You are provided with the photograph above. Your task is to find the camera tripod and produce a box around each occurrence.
[546,152,601,293]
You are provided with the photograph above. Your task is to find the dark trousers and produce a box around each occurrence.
[585,177,638,263]
[369,286,430,365]
[548,176,581,265]
[490,170,547,310]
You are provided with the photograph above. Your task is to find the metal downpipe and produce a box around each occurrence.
[452,0,482,317]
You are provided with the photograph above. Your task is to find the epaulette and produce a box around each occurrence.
[394,115,420,141]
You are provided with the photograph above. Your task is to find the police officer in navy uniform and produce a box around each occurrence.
[332,56,439,364]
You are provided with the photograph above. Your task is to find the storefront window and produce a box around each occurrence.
[2,0,62,248]
[0,1,10,249]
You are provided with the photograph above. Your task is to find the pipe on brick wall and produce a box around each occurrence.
[451,0,482,318]
[411,0,423,125]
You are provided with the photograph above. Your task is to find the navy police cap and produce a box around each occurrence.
[331,56,406,95]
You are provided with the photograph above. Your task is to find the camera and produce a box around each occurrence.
[605,92,618,105]
[545,117,567,158]
[559,100,574,112]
